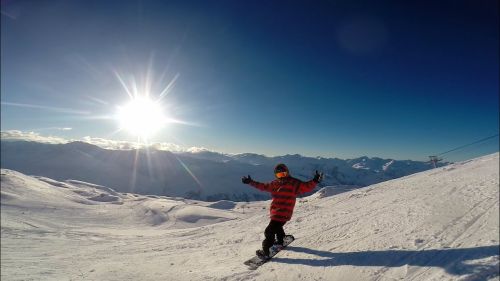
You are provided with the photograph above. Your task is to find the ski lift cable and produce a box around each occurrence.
[436,133,499,157]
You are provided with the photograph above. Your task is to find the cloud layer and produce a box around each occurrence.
[1,130,210,153]
[1,130,68,144]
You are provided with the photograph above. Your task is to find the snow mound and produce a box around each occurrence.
[87,193,122,203]
[207,200,237,210]
[135,205,170,226]
[174,206,237,226]
[35,176,74,189]
[0,169,240,230]
[66,179,123,197]
[1,169,90,206]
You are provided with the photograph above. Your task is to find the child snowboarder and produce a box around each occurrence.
[242,163,322,259]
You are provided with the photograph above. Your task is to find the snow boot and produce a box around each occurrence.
[256,249,270,260]
[271,241,284,252]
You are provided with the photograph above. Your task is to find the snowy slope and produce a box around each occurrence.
[1,153,498,281]
[1,140,443,201]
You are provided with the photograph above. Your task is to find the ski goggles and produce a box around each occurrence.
[275,171,288,178]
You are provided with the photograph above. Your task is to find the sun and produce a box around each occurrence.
[116,96,167,139]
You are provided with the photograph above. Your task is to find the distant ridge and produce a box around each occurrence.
[1,140,445,201]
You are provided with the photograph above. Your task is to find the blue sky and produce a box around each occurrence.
[1,0,498,161]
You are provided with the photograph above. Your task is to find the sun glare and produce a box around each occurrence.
[116,96,167,139]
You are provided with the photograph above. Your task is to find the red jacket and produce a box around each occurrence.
[250,176,317,222]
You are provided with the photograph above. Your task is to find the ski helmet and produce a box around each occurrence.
[274,163,289,178]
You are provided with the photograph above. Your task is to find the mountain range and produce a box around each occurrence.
[1,140,445,201]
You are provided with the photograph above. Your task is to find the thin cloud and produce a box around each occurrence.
[186,147,212,153]
[1,102,91,115]
[28,127,73,132]
[81,136,143,150]
[1,130,211,153]
[1,130,68,144]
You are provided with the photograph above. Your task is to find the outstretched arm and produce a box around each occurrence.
[297,171,322,194]
[242,175,275,192]
[297,180,317,194]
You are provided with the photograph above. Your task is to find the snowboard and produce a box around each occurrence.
[244,235,295,270]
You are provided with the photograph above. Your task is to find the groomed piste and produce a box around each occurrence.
[1,153,499,280]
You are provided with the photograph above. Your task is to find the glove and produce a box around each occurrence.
[242,175,252,184]
[313,170,323,183]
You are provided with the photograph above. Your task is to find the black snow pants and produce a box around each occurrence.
[262,220,286,255]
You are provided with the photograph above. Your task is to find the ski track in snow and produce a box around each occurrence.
[1,153,499,281]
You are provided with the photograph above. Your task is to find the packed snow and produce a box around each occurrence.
[1,153,499,280]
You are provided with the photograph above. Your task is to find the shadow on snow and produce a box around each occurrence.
[275,245,499,277]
